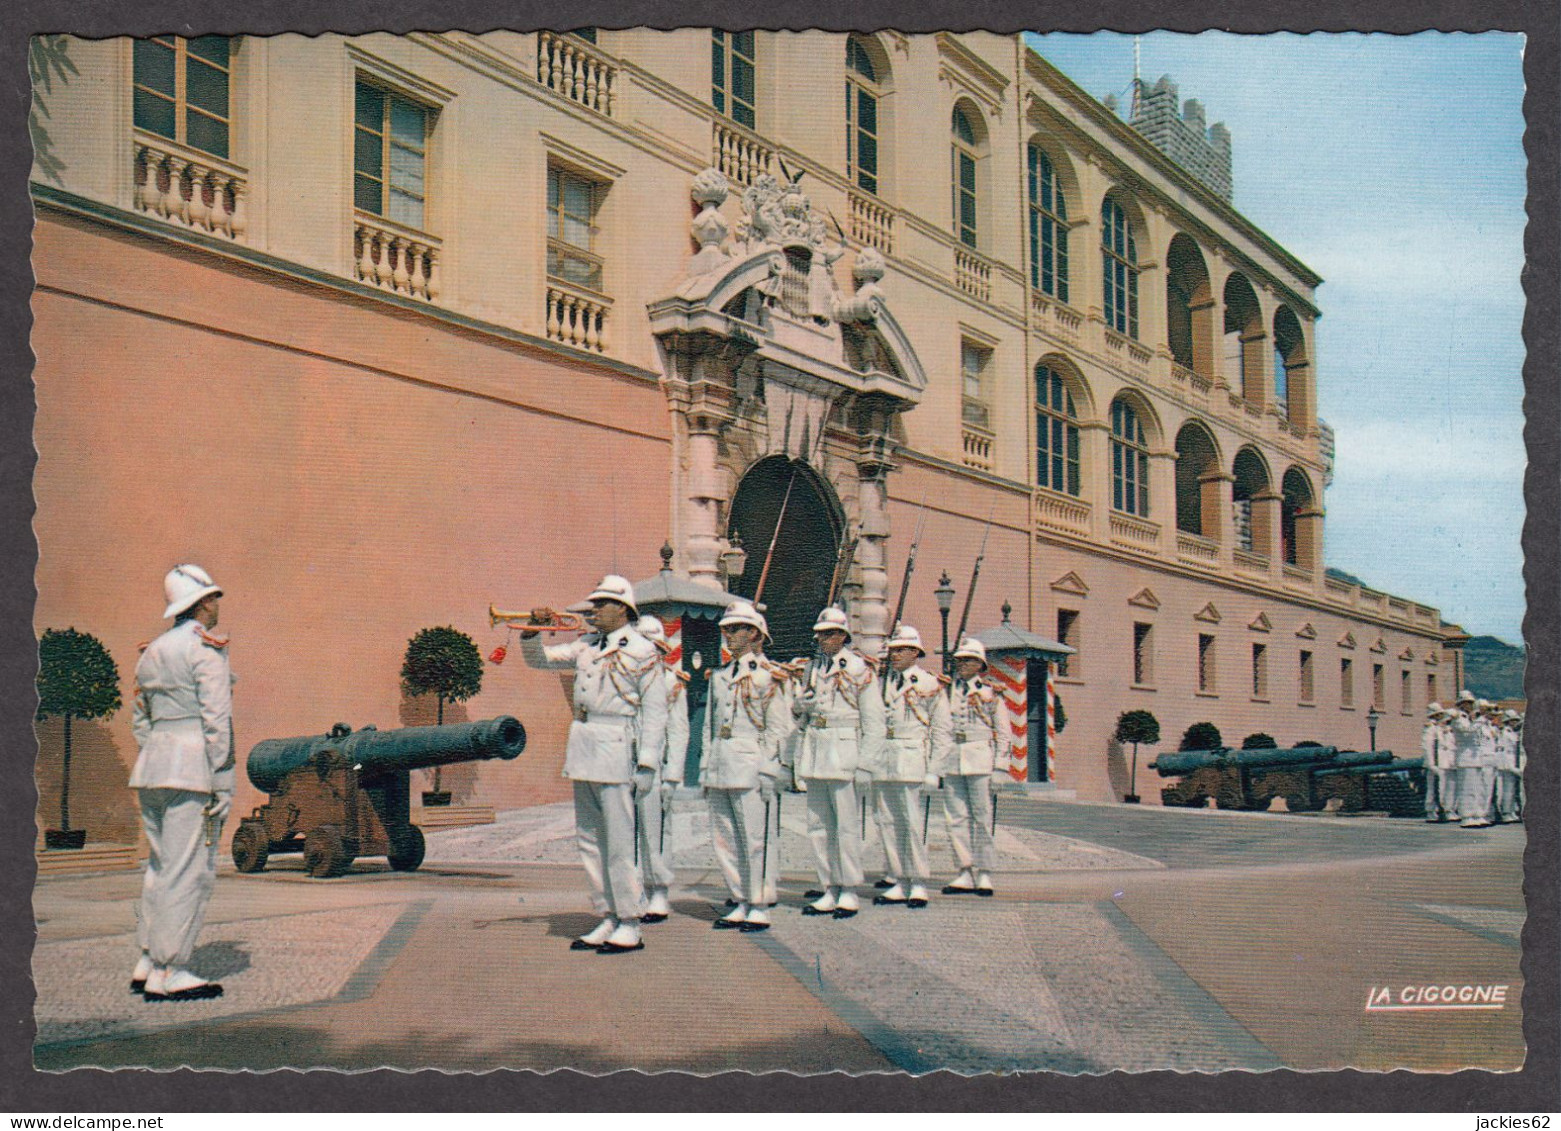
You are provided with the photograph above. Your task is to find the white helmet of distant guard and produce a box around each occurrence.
[586,574,638,618]
[1456,689,1476,705]
[885,624,927,657]
[952,637,988,669]
[720,600,769,640]
[1426,701,1443,715]
[812,606,852,641]
[636,615,673,653]
[163,564,223,619]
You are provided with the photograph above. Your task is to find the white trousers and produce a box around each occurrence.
[804,777,863,888]
[574,780,644,921]
[943,774,995,871]
[1456,766,1496,823]
[1495,769,1523,821]
[873,781,930,882]
[136,788,223,969]
[635,784,675,891]
[1423,767,1453,819]
[706,787,778,906]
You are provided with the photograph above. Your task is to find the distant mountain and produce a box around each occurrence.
[1463,635,1526,701]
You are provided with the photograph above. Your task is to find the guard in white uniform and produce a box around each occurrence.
[130,564,233,1002]
[863,625,953,909]
[633,616,689,922]
[522,576,669,953]
[1448,690,1493,828]
[793,607,874,919]
[1494,709,1522,823]
[1421,702,1453,822]
[938,638,1010,897]
[702,601,788,932]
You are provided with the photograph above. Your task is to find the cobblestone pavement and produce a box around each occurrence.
[32,797,1526,1074]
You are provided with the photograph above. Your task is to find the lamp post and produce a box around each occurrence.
[718,532,747,593]
[1366,705,1381,752]
[934,570,955,676]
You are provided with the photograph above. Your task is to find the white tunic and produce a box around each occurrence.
[1448,715,1485,769]
[129,619,235,795]
[699,654,787,790]
[522,628,669,784]
[864,665,954,784]
[660,665,691,785]
[794,648,875,781]
[940,675,1013,777]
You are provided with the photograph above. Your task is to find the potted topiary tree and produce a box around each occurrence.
[1115,709,1160,804]
[36,628,121,849]
[1180,721,1223,752]
[401,626,483,806]
[1241,732,1278,750]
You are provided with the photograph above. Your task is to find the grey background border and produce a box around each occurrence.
[1,0,1554,1112]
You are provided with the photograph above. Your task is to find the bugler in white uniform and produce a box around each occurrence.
[522,576,669,953]
[793,606,874,918]
[633,616,689,921]
[937,638,1010,896]
[863,625,953,908]
[702,601,788,932]
[130,564,233,1002]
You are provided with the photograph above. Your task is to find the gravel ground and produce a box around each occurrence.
[422,795,1163,876]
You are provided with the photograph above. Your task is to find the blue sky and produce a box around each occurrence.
[1027,32,1528,644]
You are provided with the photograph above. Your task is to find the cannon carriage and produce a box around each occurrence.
[232,716,526,877]
[1151,744,1424,814]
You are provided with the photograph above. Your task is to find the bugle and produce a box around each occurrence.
[488,605,587,633]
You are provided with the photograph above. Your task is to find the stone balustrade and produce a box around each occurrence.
[1034,489,1091,537]
[1283,563,1312,586]
[960,425,994,471]
[848,190,895,255]
[546,280,611,352]
[1031,292,1082,346]
[954,246,992,302]
[1176,531,1220,565]
[134,133,247,241]
[1108,510,1159,550]
[537,31,616,116]
[354,213,441,302]
[1233,548,1269,576]
[712,120,774,187]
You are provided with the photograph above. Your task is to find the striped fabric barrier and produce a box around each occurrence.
[990,653,1030,782]
[1044,664,1058,782]
[657,613,684,667]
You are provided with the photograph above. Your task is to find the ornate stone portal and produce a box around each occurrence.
[648,169,927,656]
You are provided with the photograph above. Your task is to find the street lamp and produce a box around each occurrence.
[934,570,955,675]
[1366,705,1382,752]
[718,532,747,592]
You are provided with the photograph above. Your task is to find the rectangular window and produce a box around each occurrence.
[1341,657,1354,708]
[711,31,756,130]
[1427,673,1438,706]
[1252,642,1268,699]
[953,149,977,248]
[1373,663,1385,710]
[1401,669,1412,714]
[354,80,429,229]
[1056,609,1079,678]
[133,36,232,159]
[1299,650,1315,703]
[846,81,878,194]
[961,341,990,431]
[1197,634,1216,694]
[547,165,605,292]
[1132,622,1154,686]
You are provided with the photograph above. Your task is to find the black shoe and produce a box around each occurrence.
[942,885,975,895]
[873,894,906,906]
[874,878,896,889]
[129,979,147,994]
[833,907,859,919]
[640,912,668,924]
[739,920,771,933]
[976,887,995,898]
[804,889,826,900]
[712,918,744,930]
[569,938,600,951]
[597,940,645,953]
[801,904,833,916]
[906,897,928,909]
[145,982,223,1002]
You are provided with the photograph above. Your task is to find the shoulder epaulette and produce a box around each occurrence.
[936,673,952,686]
[674,669,691,684]
[194,627,229,649]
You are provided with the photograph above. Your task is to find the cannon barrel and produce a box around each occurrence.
[1232,745,1339,769]
[1313,754,1416,777]
[1150,748,1232,777]
[247,716,526,793]
[1329,748,1395,768]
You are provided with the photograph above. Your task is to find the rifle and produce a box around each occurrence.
[827,529,859,609]
[951,504,996,660]
[880,492,930,701]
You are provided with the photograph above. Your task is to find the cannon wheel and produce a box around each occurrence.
[1287,792,1325,813]
[387,825,426,872]
[231,821,269,873]
[304,825,353,878]
[1214,783,1246,810]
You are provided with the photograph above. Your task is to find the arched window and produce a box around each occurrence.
[1102,196,1139,338]
[845,36,880,195]
[1036,364,1080,496]
[1028,145,1068,301]
[711,31,756,130]
[1173,422,1218,537]
[1281,468,1315,567]
[951,106,979,248]
[1111,398,1150,516]
[1273,306,1305,416]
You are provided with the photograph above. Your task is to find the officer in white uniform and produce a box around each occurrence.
[1494,709,1522,823]
[793,606,874,919]
[522,576,669,953]
[863,625,953,909]
[1421,702,1453,822]
[938,638,1010,897]
[1448,690,1492,828]
[702,600,788,932]
[130,564,233,1002]
[633,616,689,922]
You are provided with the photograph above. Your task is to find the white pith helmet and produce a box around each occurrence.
[1426,701,1443,715]
[586,574,638,618]
[885,624,927,657]
[1456,689,1476,705]
[812,606,852,641]
[952,637,988,669]
[163,564,223,619]
[720,599,769,640]
[636,615,672,652]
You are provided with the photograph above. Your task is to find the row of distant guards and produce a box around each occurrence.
[1422,689,1524,827]
[519,576,1013,954]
